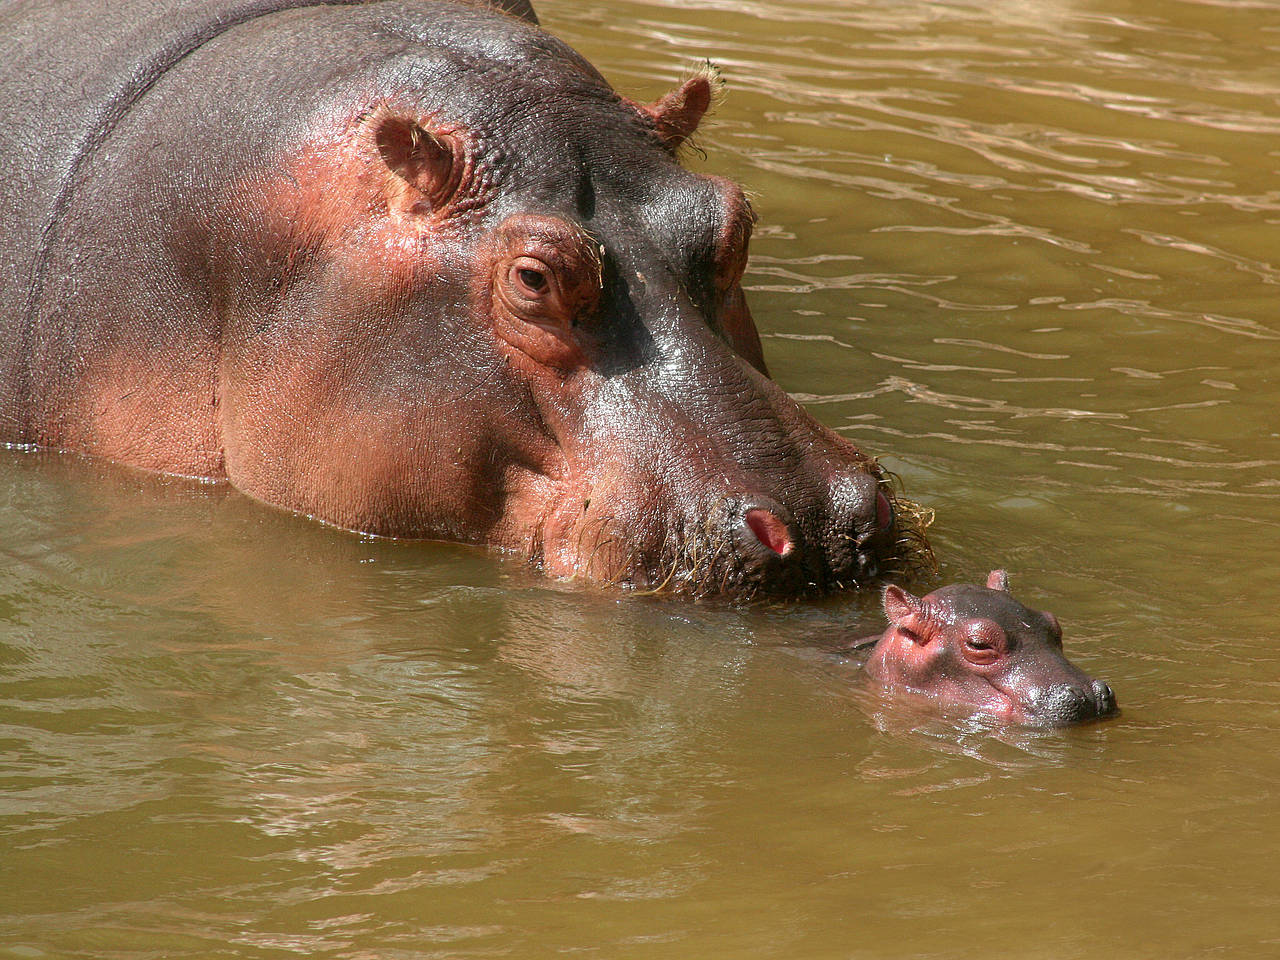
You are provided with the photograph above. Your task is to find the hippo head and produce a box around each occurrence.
[230,8,927,599]
[862,571,1118,725]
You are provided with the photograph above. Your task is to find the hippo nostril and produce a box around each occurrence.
[876,490,894,532]
[1092,680,1118,716]
[744,508,794,557]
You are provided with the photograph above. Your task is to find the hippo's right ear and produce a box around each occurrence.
[883,585,921,625]
[986,570,1011,593]
[883,585,930,644]
[368,112,460,217]
[641,70,720,152]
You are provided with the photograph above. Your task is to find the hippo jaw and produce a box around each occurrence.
[528,451,901,599]
[869,662,1118,727]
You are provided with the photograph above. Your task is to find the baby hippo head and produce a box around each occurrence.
[863,571,1118,726]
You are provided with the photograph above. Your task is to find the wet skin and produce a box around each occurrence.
[0,0,919,599]
[851,571,1118,726]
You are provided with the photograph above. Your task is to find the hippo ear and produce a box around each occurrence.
[485,0,538,25]
[883,585,920,623]
[642,70,720,152]
[986,569,1011,593]
[370,113,459,216]
[883,585,930,644]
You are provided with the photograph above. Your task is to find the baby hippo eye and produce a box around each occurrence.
[961,620,1008,666]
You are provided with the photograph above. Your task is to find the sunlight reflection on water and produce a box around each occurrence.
[4,0,1280,956]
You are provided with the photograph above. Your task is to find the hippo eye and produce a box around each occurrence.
[518,269,547,293]
[511,260,551,297]
[492,216,602,361]
[961,621,1009,666]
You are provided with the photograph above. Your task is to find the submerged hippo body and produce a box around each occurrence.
[853,571,1117,726]
[0,0,920,598]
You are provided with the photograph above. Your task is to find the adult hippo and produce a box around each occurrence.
[848,571,1118,725]
[0,0,926,598]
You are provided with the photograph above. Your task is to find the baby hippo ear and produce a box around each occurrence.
[368,112,460,216]
[641,71,719,151]
[883,585,929,643]
[986,569,1011,593]
[880,586,921,632]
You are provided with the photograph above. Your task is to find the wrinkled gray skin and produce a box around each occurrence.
[0,0,911,599]
[853,570,1118,726]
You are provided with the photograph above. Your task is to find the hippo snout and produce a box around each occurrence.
[723,479,889,595]
[1030,679,1119,725]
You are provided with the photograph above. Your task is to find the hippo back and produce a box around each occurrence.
[0,0,533,429]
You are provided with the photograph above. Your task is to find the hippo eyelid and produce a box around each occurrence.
[719,199,755,256]
[697,179,755,288]
[961,619,1010,660]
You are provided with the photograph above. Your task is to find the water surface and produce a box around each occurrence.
[4,0,1280,956]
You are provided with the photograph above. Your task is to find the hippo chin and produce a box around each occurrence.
[0,0,927,599]
[854,571,1118,726]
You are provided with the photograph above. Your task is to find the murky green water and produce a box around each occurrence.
[4,0,1280,956]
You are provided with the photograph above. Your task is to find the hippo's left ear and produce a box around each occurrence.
[641,69,721,152]
[368,112,461,216]
[986,570,1011,593]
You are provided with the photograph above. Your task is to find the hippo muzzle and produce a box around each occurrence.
[1022,678,1119,726]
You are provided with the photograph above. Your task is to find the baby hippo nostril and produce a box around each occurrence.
[744,508,795,557]
[1037,680,1119,723]
[1092,680,1118,716]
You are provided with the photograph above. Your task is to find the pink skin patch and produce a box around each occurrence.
[876,490,893,531]
[745,508,794,556]
[870,629,1028,724]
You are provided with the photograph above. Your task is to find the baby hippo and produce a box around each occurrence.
[855,570,1118,726]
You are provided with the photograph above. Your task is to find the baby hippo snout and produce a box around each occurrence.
[1033,678,1119,725]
